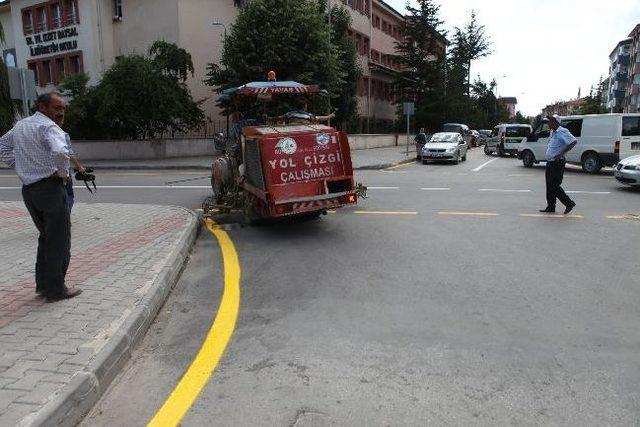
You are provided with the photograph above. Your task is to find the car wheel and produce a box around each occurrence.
[522,150,535,168]
[453,153,460,165]
[422,159,428,165]
[484,145,491,155]
[582,152,602,174]
[462,152,467,161]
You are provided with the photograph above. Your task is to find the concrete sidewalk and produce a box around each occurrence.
[0,145,417,171]
[0,202,199,426]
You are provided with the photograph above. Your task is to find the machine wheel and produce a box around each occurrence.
[522,150,535,168]
[453,153,460,165]
[484,145,491,155]
[582,152,602,174]
[462,153,467,161]
[422,159,428,165]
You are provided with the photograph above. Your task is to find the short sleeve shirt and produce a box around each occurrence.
[546,126,575,160]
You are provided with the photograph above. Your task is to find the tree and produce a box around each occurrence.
[579,77,607,115]
[455,10,491,96]
[514,111,531,124]
[61,42,204,139]
[328,5,360,130]
[205,0,345,119]
[468,76,508,129]
[393,0,447,132]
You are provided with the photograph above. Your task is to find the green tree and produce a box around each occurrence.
[514,111,531,124]
[328,4,360,130]
[149,40,195,82]
[456,10,491,96]
[579,77,607,115]
[393,0,447,132]
[61,42,204,139]
[468,76,508,129]
[205,0,344,118]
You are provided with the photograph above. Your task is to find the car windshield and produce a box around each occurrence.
[429,134,458,143]
[442,124,462,133]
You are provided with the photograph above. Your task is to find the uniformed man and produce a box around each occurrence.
[0,92,82,302]
[540,115,577,214]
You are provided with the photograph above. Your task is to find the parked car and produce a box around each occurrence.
[442,123,473,146]
[421,132,468,165]
[518,114,640,173]
[470,130,481,147]
[485,124,532,156]
[614,155,640,186]
[478,129,492,145]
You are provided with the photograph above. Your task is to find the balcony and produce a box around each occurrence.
[618,54,631,66]
[616,71,629,81]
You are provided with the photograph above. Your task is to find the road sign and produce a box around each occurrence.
[403,102,415,116]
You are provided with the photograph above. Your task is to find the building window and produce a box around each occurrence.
[113,0,123,19]
[373,15,380,29]
[55,57,65,80]
[63,0,79,25]
[35,6,47,33]
[41,60,52,85]
[28,62,39,85]
[50,2,62,28]
[22,9,34,35]
[69,54,82,74]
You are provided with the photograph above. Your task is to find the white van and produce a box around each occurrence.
[485,124,532,157]
[518,114,640,173]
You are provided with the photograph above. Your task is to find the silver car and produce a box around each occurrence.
[614,155,640,186]
[421,132,468,165]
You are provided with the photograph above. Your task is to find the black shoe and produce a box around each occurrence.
[539,207,555,213]
[564,202,576,215]
[45,287,82,303]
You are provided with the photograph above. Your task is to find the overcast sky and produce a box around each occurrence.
[386,0,640,116]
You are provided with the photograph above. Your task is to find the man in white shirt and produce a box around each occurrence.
[0,92,82,302]
[540,115,577,214]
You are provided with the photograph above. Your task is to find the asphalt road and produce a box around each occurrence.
[2,148,640,425]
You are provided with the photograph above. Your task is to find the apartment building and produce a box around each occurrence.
[624,24,640,113]
[331,0,447,133]
[606,38,632,113]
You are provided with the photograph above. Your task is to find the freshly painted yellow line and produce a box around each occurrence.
[520,214,584,219]
[385,160,415,170]
[147,218,241,427]
[354,210,418,215]
[437,211,499,217]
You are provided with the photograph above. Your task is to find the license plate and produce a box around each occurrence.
[632,142,640,150]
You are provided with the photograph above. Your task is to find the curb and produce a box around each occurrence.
[355,157,417,170]
[20,207,201,427]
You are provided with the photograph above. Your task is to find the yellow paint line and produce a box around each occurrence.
[606,215,627,219]
[354,210,418,215]
[437,211,499,217]
[148,218,240,427]
[520,214,584,219]
[385,160,415,170]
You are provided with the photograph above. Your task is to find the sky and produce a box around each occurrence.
[386,0,640,116]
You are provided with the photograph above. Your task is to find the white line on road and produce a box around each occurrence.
[472,158,499,172]
[0,185,212,190]
[420,187,450,191]
[479,189,531,193]
[368,186,400,190]
[566,191,611,195]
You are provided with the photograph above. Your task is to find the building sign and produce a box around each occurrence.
[25,27,79,57]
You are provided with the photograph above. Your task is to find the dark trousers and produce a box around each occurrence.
[545,159,573,209]
[21,178,71,297]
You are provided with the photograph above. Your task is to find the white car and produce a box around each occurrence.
[519,113,640,174]
[614,155,640,186]
[421,132,468,165]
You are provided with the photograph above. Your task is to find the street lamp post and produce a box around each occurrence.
[494,74,507,119]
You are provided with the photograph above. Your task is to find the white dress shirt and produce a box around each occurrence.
[0,112,70,185]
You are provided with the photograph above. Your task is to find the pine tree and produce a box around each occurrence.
[393,0,447,132]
